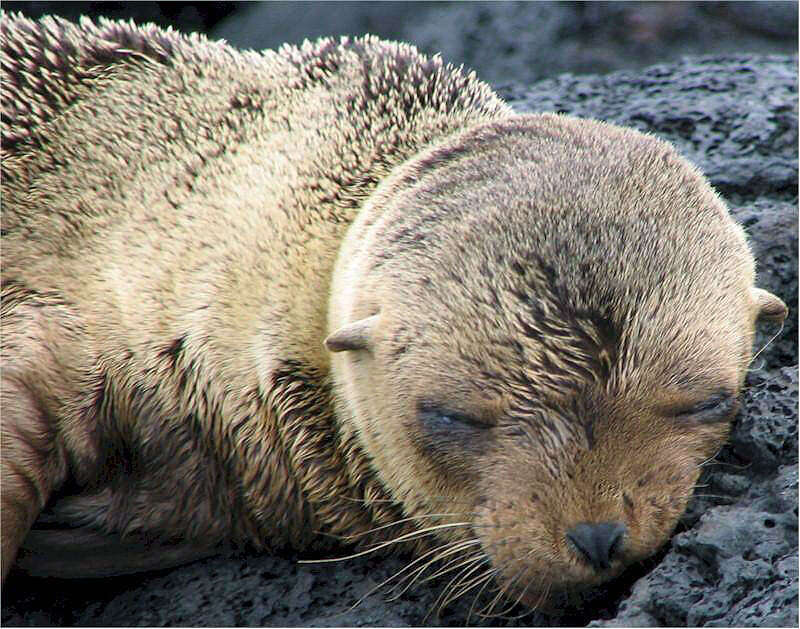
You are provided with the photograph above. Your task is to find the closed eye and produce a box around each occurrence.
[412,402,494,465]
[675,392,737,422]
[418,402,491,431]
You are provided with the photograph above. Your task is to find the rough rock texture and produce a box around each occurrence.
[592,371,799,628]
[1,33,797,629]
[397,1,799,87]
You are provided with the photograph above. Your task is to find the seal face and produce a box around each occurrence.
[0,13,787,612]
[326,115,788,607]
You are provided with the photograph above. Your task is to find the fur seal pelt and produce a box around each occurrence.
[0,13,787,611]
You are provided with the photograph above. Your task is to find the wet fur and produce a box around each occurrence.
[1,13,508,577]
[326,114,784,604]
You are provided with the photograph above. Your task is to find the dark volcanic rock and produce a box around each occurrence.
[401,1,799,86]
[1,35,796,629]
[7,2,799,83]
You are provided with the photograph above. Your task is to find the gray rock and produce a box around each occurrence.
[8,2,799,85]
[733,369,799,469]
[406,2,798,86]
[211,1,427,54]
[210,2,799,86]
[2,49,796,629]
[595,463,798,628]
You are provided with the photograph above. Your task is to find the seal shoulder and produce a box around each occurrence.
[1,13,213,153]
[1,13,508,161]
[1,14,509,253]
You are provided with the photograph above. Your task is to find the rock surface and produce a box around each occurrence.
[1,11,797,629]
[394,1,799,87]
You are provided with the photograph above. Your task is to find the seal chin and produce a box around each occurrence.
[484,536,632,613]
[496,560,626,614]
[513,582,608,615]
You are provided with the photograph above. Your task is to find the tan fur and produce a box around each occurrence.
[0,12,786,608]
[326,114,787,604]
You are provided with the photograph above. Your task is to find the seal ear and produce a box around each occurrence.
[324,315,379,353]
[752,287,788,323]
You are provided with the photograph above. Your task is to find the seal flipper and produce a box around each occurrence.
[0,377,66,581]
[15,526,220,578]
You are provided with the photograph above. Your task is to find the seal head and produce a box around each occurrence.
[327,113,787,606]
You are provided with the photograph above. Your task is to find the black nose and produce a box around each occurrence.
[566,521,627,571]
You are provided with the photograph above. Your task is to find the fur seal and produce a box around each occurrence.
[0,13,787,612]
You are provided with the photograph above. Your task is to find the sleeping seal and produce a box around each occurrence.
[1,13,787,613]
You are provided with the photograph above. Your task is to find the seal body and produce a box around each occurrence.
[0,14,786,608]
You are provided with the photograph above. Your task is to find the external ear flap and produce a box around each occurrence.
[324,314,380,353]
[752,287,788,323]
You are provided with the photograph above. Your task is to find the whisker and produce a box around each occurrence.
[456,540,533,619]
[704,460,752,471]
[529,580,552,617]
[334,538,470,616]
[438,558,494,611]
[425,557,487,622]
[496,566,536,617]
[297,521,474,564]
[474,548,551,619]
[339,495,398,504]
[319,511,478,543]
[338,494,478,506]
[501,600,537,621]
[439,559,494,610]
[749,321,785,367]
[417,548,485,585]
[478,563,527,619]
[476,571,516,618]
[488,571,528,618]
[467,568,499,625]
[385,540,483,600]
[696,450,723,469]
[493,572,536,618]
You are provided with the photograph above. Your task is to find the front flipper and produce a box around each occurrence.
[15,526,220,578]
[1,377,67,581]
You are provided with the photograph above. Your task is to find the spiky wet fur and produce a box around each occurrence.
[1,13,508,577]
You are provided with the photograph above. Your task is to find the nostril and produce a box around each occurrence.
[566,521,627,571]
